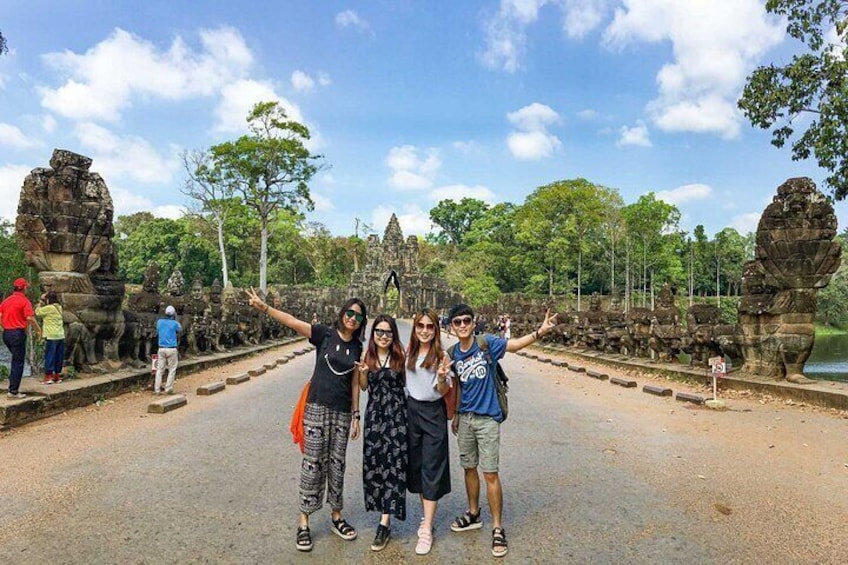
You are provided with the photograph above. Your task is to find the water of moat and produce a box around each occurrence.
[1,335,846,382]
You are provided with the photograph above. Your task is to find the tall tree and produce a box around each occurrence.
[181,149,238,287]
[429,198,490,247]
[622,194,681,308]
[0,30,8,56]
[211,101,323,292]
[738,0,848,199]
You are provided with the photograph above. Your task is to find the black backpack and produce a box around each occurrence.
[447,335,509,422]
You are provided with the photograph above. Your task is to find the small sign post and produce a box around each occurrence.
[707,356,726,409]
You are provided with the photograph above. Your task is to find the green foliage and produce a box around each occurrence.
[0,364,8,381]
[0,30,7,56]
[210,100,324,290]
[0,221,31,293]
[816,232,848,328]
[115,216,221,285]
[738,0,848,199]
[429,198,490,247]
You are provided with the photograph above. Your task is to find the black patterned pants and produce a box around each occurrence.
[299,403,351,515]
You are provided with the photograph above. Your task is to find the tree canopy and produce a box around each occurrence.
[429,198,490,247]
[738,0,848,199]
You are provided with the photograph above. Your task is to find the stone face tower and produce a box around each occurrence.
[15,149,125,369]
[738,177,841,382]
[349,213,458,316]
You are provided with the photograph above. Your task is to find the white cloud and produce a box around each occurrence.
[0,164,32,220]
[75,122,179,184]
[291,70,315,92]
[656,183,712,205]
[0,123,39,149]
[430,184,496,203]
[336,10,373,35]
[311,191,334,212]
[318,72,332,86]
[602,0,784,139]
[385,145,441,190]
[40,26,253,122]
[213,79,304,134]
[617,123,652,147]
[151,204,185,219]
[577,109,599,119]
[730,212,760,234]
[42,114,57,134]
[371,204,432,237]
[481,1,611,71]
[111,185,185,219]
[452,140,484,155]
[506,102,562,160]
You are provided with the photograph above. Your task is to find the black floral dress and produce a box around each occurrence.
[363,365,408,520]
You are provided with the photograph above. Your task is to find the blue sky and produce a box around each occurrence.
[1,0,845,238]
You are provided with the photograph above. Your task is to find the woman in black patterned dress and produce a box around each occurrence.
[356,314,407,552]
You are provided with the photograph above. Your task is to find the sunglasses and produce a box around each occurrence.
[451,316,474,327]
[415,322,435,331]
[345,309,364,323]
[374,328,393,338]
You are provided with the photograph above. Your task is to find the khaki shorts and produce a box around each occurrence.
[457,412,501,473]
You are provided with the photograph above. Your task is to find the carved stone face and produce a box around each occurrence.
[167,270,185,297]
[191,280,203,300]
[589,293,601,311]
[143,262,160,293]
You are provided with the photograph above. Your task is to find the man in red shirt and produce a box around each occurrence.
[0,278,42,399]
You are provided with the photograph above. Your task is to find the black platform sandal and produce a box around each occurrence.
[296,526,313,552]
[331,517,357,540]
[450,509,482,532]
[492,527,508,558]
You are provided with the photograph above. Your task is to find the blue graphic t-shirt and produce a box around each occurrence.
[452,335,507,422]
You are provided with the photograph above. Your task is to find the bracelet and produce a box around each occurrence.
[353,410,361,421]
[263,304,270,313]
[533,330,539,340]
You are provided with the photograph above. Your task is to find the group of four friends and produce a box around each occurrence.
[245,289,557,558]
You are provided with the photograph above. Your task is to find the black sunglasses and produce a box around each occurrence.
[451,316,474,327]
[345,309,364,323]
[374,328,393,338]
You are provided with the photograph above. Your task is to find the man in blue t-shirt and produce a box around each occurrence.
[155,305,182,395]
[447,303,557,558]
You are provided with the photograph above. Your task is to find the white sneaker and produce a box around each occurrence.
[7,392,26,399]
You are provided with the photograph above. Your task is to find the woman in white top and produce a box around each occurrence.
[405,308,452,555]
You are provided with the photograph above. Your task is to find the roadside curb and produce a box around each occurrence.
[518,343,848,411]
[0,336,307,429]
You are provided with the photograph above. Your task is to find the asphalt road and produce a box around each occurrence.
[1,320,845,564]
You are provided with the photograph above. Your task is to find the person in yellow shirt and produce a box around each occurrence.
[35,291,65,385]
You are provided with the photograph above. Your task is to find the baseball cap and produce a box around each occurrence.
[13,278,28,289]
[165,305,176,316]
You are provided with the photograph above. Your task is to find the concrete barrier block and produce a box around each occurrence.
[539,358,552,364]
[263,362,276,370]
[568,364,587,373]
[610,377,637,388]
[276,358,289,365]
[551,360,567,367]
[197,382,226,396]
[248,368,266,377]
[643,385,673,397]
[587,369,609,380]
[675,392,705,405]
[226,373,250,385]
[147,395,187,413]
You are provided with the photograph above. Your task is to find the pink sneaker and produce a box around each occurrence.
[415,524,433,555]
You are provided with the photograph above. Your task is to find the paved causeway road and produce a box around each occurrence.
[1,320,846,564]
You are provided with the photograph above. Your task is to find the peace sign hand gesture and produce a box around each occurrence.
[437,353,452,379]
[538,309,558,337]
[245,287,267,312]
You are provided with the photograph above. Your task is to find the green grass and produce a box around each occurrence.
[815,324,848,336]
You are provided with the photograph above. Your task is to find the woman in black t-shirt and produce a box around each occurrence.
[246,289,367,553]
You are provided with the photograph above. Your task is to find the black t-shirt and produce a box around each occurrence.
[307,324,362,412]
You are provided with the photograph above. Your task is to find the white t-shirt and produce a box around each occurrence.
[405,354,447,402]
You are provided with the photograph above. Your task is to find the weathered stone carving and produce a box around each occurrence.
[738,177,841,382]
[16,149,125,372]
[648,283,686,362]
[349,213,459,316]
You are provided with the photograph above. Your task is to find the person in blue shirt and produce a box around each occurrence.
[155,305,182,395]
[447,303,557,558]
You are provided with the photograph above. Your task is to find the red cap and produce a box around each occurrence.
[13,278,28,289]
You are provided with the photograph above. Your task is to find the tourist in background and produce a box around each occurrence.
[447,303,557,558]
[247,288,366,553]
[35,291,65,384]
[356,314,408,552]
[0,278,42,399]
[154,305,182,395]
[404,308,453,555]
